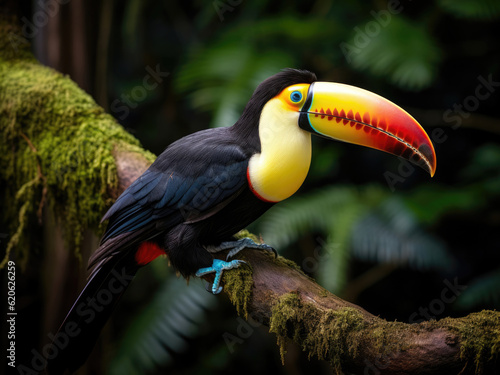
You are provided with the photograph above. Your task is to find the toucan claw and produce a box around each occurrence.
[196,258,247,294]
[216,237,276,260]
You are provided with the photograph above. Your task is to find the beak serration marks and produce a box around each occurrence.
[313,107,374,129]
[310,107,433,174]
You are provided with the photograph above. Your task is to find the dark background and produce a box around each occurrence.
[4,0,500,374]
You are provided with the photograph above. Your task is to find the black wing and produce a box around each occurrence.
[90,128,251,268]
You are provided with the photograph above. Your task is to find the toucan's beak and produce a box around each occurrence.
[298,82,436,176]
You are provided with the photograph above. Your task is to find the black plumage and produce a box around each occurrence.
[47,69,317,374]
[91,68,317,277]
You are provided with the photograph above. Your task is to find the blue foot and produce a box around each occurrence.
[195,259,246,294]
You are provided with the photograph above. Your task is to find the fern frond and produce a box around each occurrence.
[257,185,385,250]
[351,198,452,270]
[348,17,441,91]
[456,268,500,310]
[108,276,217,375]
[317,203,364,293]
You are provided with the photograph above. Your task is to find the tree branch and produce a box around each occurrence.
[219,250,500,375]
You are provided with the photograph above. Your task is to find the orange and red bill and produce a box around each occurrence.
[298,82,436,176]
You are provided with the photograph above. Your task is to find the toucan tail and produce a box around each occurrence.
[45,251,139,375]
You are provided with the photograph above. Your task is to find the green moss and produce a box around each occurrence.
[223,231,312,319]
[234,229,261,243]
[269,292,366,371]
[268,292,423,373]
[236,229,304,273]
[0,24,155,268]
[222,256,254,318]
[269,293,500,373]
[438,310,500,373]
[275,255,303,273]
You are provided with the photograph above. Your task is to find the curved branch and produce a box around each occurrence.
[219,250,500,375]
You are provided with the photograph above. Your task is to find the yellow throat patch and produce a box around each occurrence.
[247,95,312,202]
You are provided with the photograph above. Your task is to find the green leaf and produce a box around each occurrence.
[317,205,362,293]
[174,14,342,127]
[404,185,484,225]
[456,268,500,309]
[439,0,500,20]
[351,199,452,270]
[348,17,441,90]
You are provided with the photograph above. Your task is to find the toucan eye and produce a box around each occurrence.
[290,91,303,103]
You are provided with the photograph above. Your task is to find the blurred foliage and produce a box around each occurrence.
[175,40,293,128]
[456,268,500,309]
[254,186,454,293]
[351,198,451,270]
[438,0,500,20]
[108,264,217,375]
[346,17,442,91]
[173,15,340,127]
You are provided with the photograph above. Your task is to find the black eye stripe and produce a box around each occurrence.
[300,82,314,112]
[298,83,315,132]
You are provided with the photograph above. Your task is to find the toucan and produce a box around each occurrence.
[46,69,436,374]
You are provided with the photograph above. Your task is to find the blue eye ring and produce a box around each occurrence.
[290,91,303,103]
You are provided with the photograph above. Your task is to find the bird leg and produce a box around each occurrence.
[208,237,277,260]
[198,238,276,294]
[195,259,247,294]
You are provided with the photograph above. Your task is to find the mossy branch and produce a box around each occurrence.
[0,16,155,268]
[221,250,500,375]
